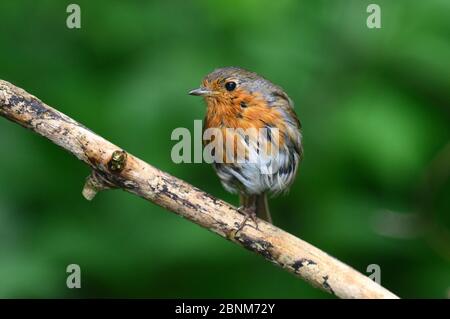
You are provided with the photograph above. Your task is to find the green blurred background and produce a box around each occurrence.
[0,0,449,298]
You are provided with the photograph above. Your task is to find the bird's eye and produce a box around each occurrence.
[225,81,237,91]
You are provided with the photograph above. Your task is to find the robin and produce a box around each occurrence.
[189,67,302,227]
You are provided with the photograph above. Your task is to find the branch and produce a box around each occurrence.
[0,79,399,299]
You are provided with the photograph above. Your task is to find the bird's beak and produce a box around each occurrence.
[188,87,213,96]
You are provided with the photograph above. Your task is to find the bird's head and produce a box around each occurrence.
[189,67,291,111]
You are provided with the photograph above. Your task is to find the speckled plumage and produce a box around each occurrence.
[190,67,302,223]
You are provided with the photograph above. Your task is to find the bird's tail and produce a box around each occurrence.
[240,193,272,223]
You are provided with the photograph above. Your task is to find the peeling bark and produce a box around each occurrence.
[0,80,399,299]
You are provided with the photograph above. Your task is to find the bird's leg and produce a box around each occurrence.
[236,195,259,232]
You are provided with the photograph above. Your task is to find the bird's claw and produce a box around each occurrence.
[236,206,259,232]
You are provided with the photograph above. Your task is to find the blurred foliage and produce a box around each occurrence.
[0,0,449,298]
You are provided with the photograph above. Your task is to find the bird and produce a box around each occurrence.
[189,66,302,227]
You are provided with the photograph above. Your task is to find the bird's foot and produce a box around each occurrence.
[236,206,259,232]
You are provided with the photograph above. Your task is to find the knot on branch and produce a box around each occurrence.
[108,150,127,172]
[82,150,128,200]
